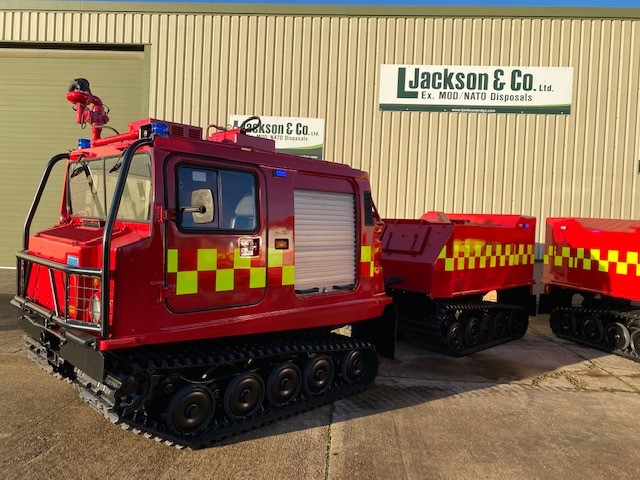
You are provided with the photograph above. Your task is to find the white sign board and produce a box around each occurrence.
[380,65,573,114]
[230,115,325,159]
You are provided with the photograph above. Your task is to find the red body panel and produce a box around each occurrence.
[26,222,149,325]
[542,217,640,302]
[381,213,536,298]
[24,119,390,351]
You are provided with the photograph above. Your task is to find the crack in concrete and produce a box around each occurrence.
[324,403,334,480]
[0,348,22,354]
[378,374,638,395]
[562,371,586,389]
[391,417,410,480]
[531,372,565,387]
[590,361,640,392]
[529,369,639,392]
[546,333,640,392]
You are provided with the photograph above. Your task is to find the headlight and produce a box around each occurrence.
[90,295,101,323]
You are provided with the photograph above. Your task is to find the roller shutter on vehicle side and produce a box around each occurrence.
[293,189,356,293]
[0,46,148,267]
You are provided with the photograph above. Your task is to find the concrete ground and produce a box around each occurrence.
[1,268,639,480]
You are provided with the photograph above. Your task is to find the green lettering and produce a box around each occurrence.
[397,68,418,99]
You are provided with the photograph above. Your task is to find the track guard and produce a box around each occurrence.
[351,304,397,359]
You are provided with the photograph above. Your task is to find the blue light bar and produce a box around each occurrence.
[273,169,287,178]
[77,138,91,149]
[151,122,170,137]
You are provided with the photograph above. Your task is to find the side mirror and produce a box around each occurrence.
[181,189,214,224]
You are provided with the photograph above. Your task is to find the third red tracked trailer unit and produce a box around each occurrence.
[540,217,640,360]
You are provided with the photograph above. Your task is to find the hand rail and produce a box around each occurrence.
[100,137,153,339]
[22,153,70,251]
[19,153,69,298]
[16,251,100,276]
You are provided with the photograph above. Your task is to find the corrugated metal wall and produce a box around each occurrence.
[1,10,639,255]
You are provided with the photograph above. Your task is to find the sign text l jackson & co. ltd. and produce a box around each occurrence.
[230,115,325,159]
[379,65,573,114]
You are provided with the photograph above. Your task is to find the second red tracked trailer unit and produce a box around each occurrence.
[381,212,537,355]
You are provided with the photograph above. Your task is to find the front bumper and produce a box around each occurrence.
[13,297,105,381]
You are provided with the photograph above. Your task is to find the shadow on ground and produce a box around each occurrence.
[2,291,628,450]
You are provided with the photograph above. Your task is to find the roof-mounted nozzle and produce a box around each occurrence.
[66,78,112,145]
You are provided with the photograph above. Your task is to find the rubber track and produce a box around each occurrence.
[550,306,640,363]
[25,332,378,449]
[399,301,529,357]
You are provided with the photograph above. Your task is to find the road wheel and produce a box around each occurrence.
[341,350,365,383]
[581,316,604,343]
[550,310,577,336]
[266,363,301,406]
[303,355,334,395]
[630,329,640,354]
[224,373,265,419]
[493,312,510,338]
[116,370,152,410]
[605,322,631,351]
[464,317,480,347]
[166,385,215,434]
[480,313,494,342]
[445,321,464,352]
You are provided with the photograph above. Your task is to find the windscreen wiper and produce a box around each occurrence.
[109,153,125,173]
[70,163,88,178]
[72,160,105,217]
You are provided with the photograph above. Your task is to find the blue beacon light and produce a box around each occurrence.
[77,138,91,149]
[151,122,170,137]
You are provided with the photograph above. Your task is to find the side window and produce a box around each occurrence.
[220,170,256,230]
[177,165,257,231]
[177,166,218,229]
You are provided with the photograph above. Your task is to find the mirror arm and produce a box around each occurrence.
[181,205,206,214]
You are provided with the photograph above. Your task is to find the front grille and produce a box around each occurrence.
[17,253,104,333]
[66,273,101,325]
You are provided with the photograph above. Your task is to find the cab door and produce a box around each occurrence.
[164,156,267,312]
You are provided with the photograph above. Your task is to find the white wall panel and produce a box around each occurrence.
[1,9,639,258]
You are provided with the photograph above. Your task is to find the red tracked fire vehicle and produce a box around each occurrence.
[539,217,640,361]
[13,79,393,448]
[381,213,537,355]
[13,79,537,447]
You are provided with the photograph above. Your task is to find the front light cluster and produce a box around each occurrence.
[89,294,101,323]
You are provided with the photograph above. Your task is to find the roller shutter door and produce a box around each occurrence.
[294,190,356,293]
[0,46,147,267]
